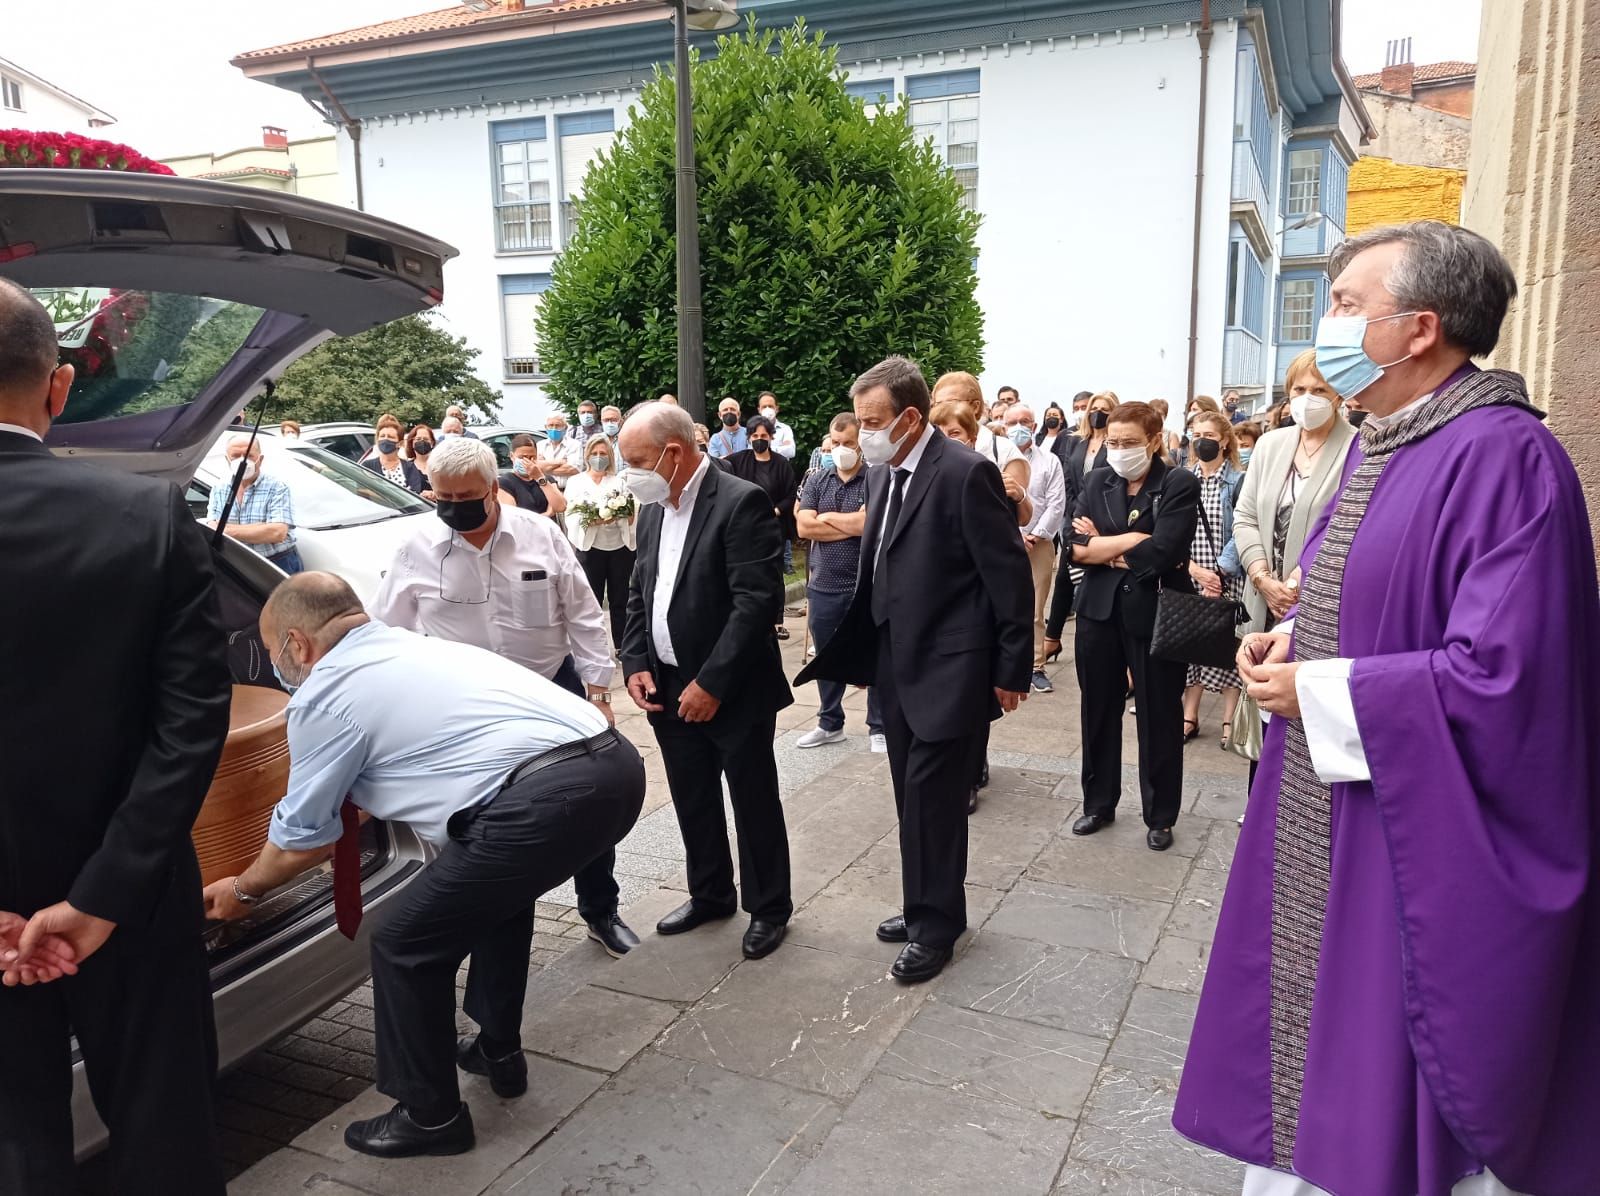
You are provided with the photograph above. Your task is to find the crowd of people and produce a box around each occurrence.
[5,220,1600,1196]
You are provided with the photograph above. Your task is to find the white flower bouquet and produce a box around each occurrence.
[570,483,637,529]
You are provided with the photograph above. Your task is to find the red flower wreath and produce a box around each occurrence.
[0,128,174,175]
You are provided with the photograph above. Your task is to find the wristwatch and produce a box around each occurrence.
[232,877,260,906]
[589,691,611,704]
[537,476,555,486]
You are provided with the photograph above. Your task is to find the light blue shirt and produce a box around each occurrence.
[268,621,608,850]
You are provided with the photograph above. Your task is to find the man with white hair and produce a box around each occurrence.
[439,415,467,439]
[1002,404,1066,693]
[443,404,479,439]
[370,437,639,957]
[618,402,793,961]
[203,572,644,1158]
[205,433,301,573]
[538,411,581,490]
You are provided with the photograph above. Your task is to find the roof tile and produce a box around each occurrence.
[1352,60,1477,89]
[235,0,637,62]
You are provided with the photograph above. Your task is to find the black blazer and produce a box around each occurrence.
[621,462,792,719]
[0,431,231,931]
[1069,456,1199,636]
[796,428,1033,741]
[362,455,428,495]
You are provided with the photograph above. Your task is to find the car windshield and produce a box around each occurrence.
[35,287,267,426]
[196,437,428,530]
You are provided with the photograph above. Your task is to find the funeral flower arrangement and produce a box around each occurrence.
[0,129,175,174]
[569,484,636,529]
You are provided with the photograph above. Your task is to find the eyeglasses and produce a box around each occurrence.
[439,536,494,604]
[1104,439,1149,450]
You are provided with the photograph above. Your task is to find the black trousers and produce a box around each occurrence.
[650,664,792,923]
[876,635,981,950]
[1075,610,1186,829]
[579,545,636,652]
[370,732,644,1113]
[0,922,223,1195]
[1044,546,1076,640]
[551,656,621,923]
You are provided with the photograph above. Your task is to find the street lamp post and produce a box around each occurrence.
[667,0,738,424]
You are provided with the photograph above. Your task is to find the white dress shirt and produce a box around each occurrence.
[268,622,607,850]
[651,453,712,666]
[0,422,42,441]
[974,425,1025,473]
[537,432,582,489]
[763,416,797,460]
[1244,1163,1522,1196]
[1017,442,1067,538]
[369,505,615,686]
[875,421,935,573]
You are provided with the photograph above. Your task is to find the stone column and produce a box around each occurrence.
[1462,0,1600,540]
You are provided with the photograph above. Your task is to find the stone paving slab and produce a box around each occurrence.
[986,879,1172,962]
[936,932,1142,1040]
[483,1050,839,1196]
[785,1071,1078,1196]
[522,985,681,1073]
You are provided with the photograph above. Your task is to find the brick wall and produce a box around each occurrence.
[1346,157,1465,236]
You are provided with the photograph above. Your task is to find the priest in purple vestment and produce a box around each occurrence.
[1174,220,1600,1196]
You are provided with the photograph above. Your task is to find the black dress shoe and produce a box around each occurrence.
[1147,826,1175,852]
[875,914,908,943]
[656,899,737,936]
[967,787,979,816]
[343,1101,475,1158]
[742,919,787,959]
[1072,812,1115,836]
[586,913,641,958]
[978,760,990,789]
[891,942,953,984]
[456,1035,527,1098]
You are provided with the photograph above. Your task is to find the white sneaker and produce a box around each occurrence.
[797,726,846,749]
[869,733,888,754]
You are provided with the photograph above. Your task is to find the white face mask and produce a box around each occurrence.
[760,407,777,420]
[1107,445,1152,481]
[235,458,259,482]
[832,445,860,473]
[1290,393,1334,430]
[859,410,915,466]
[620,444,678,506]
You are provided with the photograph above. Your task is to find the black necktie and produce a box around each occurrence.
[871,468,908,625]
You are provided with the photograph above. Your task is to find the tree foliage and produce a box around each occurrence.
[272,314,501,428]
[536,19,983,454]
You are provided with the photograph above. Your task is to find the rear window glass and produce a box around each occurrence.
[37,287,265,426]
[196,439,428,531]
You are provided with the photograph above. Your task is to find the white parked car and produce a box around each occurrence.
[0,169,453,1159]
[470,423,547,470]
[282,421,379,464]
[192,433,432,604]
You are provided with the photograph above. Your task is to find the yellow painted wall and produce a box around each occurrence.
[1347,156,1465,236]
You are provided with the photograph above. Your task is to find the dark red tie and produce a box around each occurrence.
[333,798,363,941]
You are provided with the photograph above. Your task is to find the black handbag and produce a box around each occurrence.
[1151,496,1247,670]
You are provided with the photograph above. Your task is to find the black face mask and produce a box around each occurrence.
[1044,416,1062,430]
[1347,410,1369,429]
[436,496,490,532]
[1192,438,1221,463]
[750,439,771,454]
[376,438,399,455]
[413,440,434,456]
[1089,410,1109,430]
[720,412,739,427]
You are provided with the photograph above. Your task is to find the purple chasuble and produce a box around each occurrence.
[1175,373,1600,1195]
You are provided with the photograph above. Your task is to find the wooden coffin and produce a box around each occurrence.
[192,684,291,887]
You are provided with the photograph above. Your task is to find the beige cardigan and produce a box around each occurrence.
[1231,418,1357,632]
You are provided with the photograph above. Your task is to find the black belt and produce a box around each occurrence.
[502,728,620,790]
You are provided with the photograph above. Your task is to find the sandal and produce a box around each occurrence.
[1220,725,1233,751]
[775,626,790,640]
[1042,637,1063,664]
[1183,719,1200,743]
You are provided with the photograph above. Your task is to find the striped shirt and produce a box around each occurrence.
[206,471,297,559]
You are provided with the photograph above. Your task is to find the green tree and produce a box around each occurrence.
[536,19,983,454]
[272,314,501,428]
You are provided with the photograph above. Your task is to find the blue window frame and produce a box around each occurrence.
[556,110,616,244]
[1276,272,1324,343]
[1233,37,1274,193]
[1226,236,1267,337]
[501,274,551,378]
[906,70,979,210]
[846,78,893,105]
[491,117,552,252]
[905,69,979,100]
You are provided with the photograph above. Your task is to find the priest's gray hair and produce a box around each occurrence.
[427,435,497,487]
[1328,221,1519,359]
[624,400,696,450]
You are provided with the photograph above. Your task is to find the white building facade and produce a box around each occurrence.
[236,0,1369,428]
[0,56,115,134]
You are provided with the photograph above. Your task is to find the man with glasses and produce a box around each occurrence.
[369,438,639,957]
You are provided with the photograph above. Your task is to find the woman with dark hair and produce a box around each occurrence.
[1041,390,1118,661]
[363,412,428,495]
[495,432,567,516]
[1067,401,1200,852]
[1181,410,1247,747]
[403,423,437,500]
[724,415,799,638]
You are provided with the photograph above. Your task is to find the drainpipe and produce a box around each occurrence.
[1184,0,1213,401]
[306,58,365,211]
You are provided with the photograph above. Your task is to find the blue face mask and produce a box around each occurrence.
[1313,312,1416,398]
[546,427,565,443]
[602,420,620,437]
[273,632,302,695]
[1008,425,1034,449]
[818,452,835,472]
[579,412,596,427]
[1239,448,1253,466]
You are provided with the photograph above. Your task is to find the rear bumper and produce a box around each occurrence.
[70,822,429,1158]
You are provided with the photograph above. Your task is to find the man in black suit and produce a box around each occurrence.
[0,280,231,1193]
[618,402,793,961]
[799,356,1033,983]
